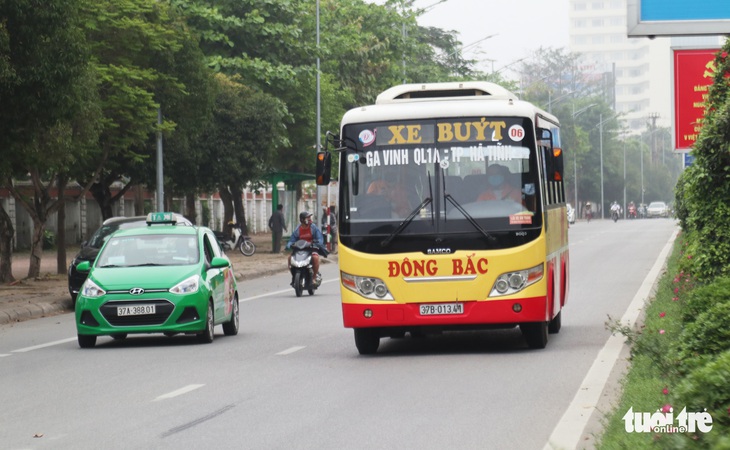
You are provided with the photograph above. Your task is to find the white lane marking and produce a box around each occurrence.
[276,346,305,356]
[0,354,11,358]
[154,384,205,402]
[240,278,338,302]
[5,278,337,354]
[12,337,77,353]
[544,228,678,450]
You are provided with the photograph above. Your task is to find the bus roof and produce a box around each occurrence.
[375,81,517,104]
[343,81,558,126]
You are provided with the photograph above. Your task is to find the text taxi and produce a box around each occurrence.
[74,212,239,348]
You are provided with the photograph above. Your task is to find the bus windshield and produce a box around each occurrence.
[340,116,543,250]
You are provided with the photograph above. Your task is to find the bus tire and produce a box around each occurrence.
[520,322,548,349]
[548,311,562,334]
[354,328,380,355]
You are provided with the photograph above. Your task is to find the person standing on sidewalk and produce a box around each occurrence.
[269,204,287,253]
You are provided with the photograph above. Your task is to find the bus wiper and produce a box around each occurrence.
[444,194,496,242]
[380,197,432,248]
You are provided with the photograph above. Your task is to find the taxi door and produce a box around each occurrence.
[203,232,231,323]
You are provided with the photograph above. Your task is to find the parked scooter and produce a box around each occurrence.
[288,239,326,297]
[214,222,256,256]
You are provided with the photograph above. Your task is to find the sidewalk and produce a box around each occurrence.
[0,234,336,325]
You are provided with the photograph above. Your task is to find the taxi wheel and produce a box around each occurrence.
[520,322,548,349]
[222,298,240,336]
[78,334,96,349]
[197,301,215,344]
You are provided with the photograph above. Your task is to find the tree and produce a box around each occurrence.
[72,0,210,220]
[0,0,96,280]
[675,42,730,279]
[194,74,289,232]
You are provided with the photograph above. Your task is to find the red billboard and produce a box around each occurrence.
[673,48,720,151]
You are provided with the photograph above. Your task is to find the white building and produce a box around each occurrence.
[568,0,723,133]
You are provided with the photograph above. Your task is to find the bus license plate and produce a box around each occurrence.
[419,303,464,316]
[118,305,156,316]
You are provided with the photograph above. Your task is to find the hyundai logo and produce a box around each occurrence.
[129,287,145,295]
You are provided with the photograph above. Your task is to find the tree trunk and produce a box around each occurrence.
[56,174,68,274]
[27,221,44,278]
[0,204,15,283]
[230,185,249,235]
[90,182,114,220]
[218,186,234,234]
[185,193,197,224]
[134,184,145,215]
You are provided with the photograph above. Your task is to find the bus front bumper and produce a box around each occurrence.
[342,296,548,329]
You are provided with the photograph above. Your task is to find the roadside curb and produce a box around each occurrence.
[0,267,293,326]
[0,298,73,325]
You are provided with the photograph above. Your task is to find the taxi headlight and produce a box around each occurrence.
[341,272,393,301]
[81,279,106,298]
[170,275,200,294]
[489,264,543,297]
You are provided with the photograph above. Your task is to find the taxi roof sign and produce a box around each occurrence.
[146,212,177,225]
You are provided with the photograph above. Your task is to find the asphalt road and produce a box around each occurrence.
[0,218,678,450]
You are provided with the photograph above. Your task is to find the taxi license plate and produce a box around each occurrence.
[117,305,156,316]
[419,303,464,316]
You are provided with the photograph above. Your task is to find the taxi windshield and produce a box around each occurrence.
[96,234,199,267]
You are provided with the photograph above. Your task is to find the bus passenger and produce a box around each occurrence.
[477,164,523,204]
[367,169,412,216]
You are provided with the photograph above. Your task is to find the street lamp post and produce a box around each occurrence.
[596,113,618,219]
[548,90,574,114]
[571,103,597,211]
[599,115,605,219]
[623,137,626,219]
[641,144,645,205]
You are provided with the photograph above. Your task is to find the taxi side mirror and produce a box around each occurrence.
[210,256,231,269]
[76,261,91,273]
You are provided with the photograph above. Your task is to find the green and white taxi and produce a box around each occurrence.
[75,212,239,348]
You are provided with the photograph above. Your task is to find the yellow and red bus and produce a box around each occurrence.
[316,82,569,354]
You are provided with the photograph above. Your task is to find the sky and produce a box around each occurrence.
[410,0,571,79]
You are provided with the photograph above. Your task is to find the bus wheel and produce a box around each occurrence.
[548,311,562,334]
[520,322,548,349]
[354,328,380,355]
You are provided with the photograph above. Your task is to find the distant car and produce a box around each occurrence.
[566,203,576,224]
[646,201,669,218]
[68,214,193,304]
[74,212,238,348]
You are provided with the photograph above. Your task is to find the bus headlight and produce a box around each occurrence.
[341,272,394,300]
[489,264,543,297]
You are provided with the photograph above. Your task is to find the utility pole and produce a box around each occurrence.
[648,112,660,164]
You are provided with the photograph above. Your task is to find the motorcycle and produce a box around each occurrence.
[214,223,256,256]
[611,208,620,222]
[288,239,326,297]
[628,205,637,219]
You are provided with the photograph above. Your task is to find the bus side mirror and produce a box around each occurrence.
[316,151,331,186]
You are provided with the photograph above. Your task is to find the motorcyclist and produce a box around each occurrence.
[611,201,621,216]
[628,201,637,219]
[585,201,593,221]
[287,211,324,284]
